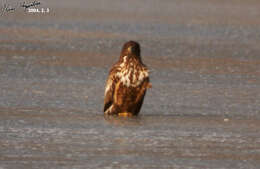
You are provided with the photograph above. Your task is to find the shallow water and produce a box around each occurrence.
[1,112,259,169]
[0,0,260,168]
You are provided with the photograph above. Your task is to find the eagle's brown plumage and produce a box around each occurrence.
[104,41,151,116]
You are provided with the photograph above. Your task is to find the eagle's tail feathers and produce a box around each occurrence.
[104,105,115,115]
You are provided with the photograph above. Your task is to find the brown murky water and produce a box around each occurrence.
[0,0,260,168]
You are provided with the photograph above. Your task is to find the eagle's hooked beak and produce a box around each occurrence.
[127,46,134,54]
[127,45,140,57]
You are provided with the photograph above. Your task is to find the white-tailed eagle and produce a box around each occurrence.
[104,41,151,116]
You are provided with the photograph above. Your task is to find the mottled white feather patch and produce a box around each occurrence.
[115,56,149,87]
[119,56,127,67]
[105,80,112,95]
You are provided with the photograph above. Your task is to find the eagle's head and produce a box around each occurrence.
[120,41,141,61]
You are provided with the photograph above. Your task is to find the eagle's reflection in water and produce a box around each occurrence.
[104,114,143,126]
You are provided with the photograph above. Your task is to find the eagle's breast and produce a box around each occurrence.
[116,56,148,87]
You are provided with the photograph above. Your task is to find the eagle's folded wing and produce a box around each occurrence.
[133,77,150,114]
[104,68,118,113]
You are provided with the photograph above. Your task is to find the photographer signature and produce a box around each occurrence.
[1,0,41,15]
[1,3,15,13]
[21,1,40,9]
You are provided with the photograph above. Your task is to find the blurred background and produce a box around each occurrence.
[0,0,260,168]
[0,0,259,116]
